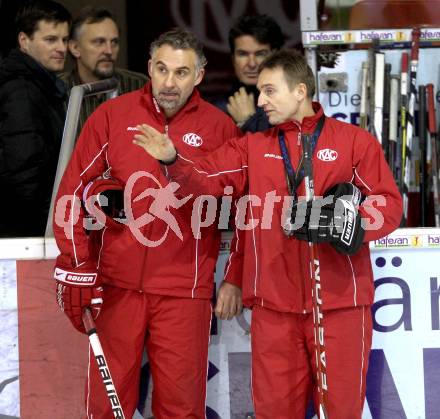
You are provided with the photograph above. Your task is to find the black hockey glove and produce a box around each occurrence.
[286,183,365,255]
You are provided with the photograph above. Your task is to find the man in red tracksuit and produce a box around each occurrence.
[133,49,403,418]
[53,29,242,418]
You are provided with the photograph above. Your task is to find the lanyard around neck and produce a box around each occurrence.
[277,114,325,198]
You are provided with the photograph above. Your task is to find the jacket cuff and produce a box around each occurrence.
[159,150,178,166]
[223,268,243,288]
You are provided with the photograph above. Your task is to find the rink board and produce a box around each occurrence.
[0,228,439,418]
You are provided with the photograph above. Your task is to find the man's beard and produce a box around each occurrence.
[155,91,184,112]
[92,60,115,79]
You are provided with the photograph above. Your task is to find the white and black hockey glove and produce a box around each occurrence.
[288,183,365,255]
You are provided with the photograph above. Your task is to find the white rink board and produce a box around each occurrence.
[1,229,439,418]
[0,260,19,418]
[209,228,440,419]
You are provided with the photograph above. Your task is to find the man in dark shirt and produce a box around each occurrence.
[61,6,147,131]
[0,0,71,237]
[213,14,284,132]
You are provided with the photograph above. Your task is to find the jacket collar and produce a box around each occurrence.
[277,102,324,133]
[0,49,66,99]
[140,82,201,124]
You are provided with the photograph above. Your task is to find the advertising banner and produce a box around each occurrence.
[0,229,439,418]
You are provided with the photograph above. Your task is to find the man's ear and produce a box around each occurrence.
[194,67,205,86]
[147,59,153,78]
[295,83,308,101]
[68,39,81,58]
[18,31,29,53]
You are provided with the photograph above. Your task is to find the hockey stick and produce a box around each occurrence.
[427,84,440,227]
[389,76,399,180]
[418,85,427,226]
[359,62,369,130]
[302,134,329,419]
[398,52,409,193]
[367,39,379,133]
[373,52,385,143]
[82,309,126,419]
[403,28,421,225]
[382,63,392,161]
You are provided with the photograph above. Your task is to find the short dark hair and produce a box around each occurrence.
[15,0,71,38]
[70,6,117,40]
[259,49,316,98]
[150,28,207,72]
[228,14,284,53]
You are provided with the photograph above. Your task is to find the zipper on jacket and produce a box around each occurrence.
[153,97,161,114]
[286,126,307,313]
[137,118,169,291]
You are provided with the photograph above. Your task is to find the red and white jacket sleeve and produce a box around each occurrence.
[167,135,250,289]
[223,225,245,288]
[53,107,110,285]
[352,129,403,241]
[167,135,249,198]
[221,129,245,290]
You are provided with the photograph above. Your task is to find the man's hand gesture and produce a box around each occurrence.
[133,124,177,163]
[226,87,256,126]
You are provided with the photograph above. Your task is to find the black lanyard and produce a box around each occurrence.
[277,114,325,198]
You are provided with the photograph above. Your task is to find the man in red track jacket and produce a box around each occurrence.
[53,29,242,418]
[133,49,403,419]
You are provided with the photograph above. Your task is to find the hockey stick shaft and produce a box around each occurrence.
[403,28,421,225]
[382,63,392,160]
[83,309,126,419]
[373,52,385,143]
[399,52,409,193]
[419,85,427,226]
[427,84,440,226]
[367,40,378,132]
[302,134,328,419]
[359,62,369,130]
[389,76,399,179]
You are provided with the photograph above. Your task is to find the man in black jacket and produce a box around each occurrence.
[0,0,71,237]
[212,14,284,133]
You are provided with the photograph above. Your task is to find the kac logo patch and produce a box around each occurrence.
[183,133,203,147]
[317,148,338,162]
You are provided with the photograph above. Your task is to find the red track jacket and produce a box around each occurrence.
[168,103,403,312]
[54,83,239,299]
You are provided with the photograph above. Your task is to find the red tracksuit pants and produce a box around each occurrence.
[85,286,212,419]
[251,305,372,419]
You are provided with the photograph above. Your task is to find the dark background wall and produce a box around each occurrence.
[0,0,128,66]
[126,0,301,99]
[0,0,301,99]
